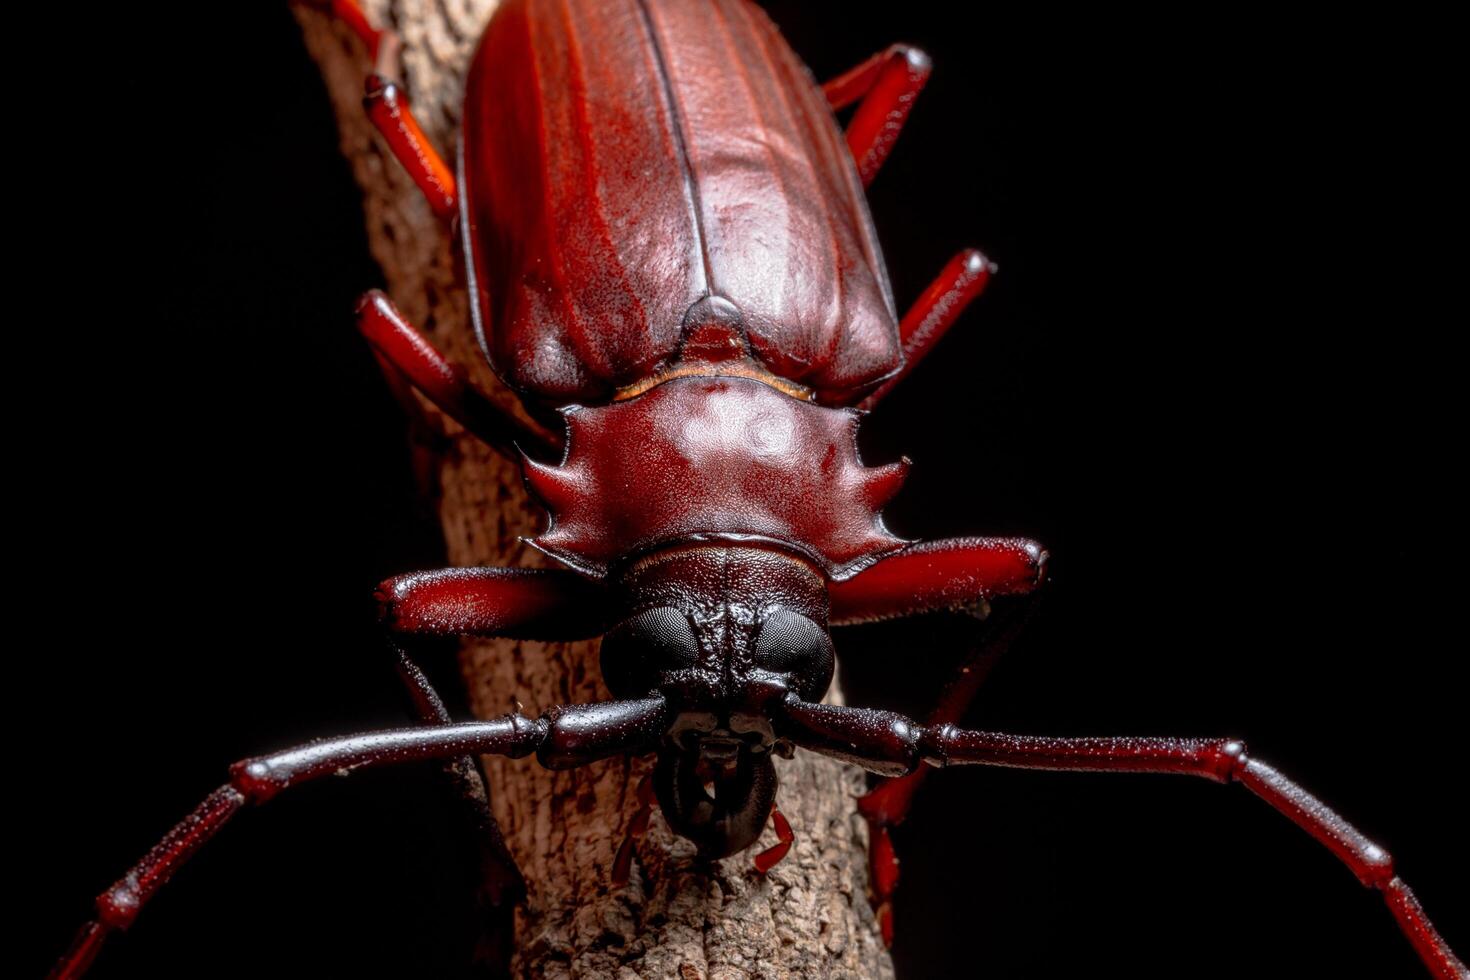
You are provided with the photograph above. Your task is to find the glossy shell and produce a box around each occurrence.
[460,0,901,407]
[522,376,909,579]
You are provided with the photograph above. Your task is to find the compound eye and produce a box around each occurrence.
[753,608,834,701]
[599,606,700,698]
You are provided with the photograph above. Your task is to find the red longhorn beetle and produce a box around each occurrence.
[51,1,1464,977]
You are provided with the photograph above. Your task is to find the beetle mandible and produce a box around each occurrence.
[52,1,1465,977]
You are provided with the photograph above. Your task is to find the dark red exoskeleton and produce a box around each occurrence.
[52,1,1465,977]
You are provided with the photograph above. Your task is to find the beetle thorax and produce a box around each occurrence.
[521,375,910,580]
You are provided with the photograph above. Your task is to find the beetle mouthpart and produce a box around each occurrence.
[729,711,777,749]
[654,747,779,859]
[697,736,743,766]
[669,710,720,751]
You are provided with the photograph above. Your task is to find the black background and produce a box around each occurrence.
[22,3,1463,978]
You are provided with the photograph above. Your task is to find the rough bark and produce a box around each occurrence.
[294,3,893,977]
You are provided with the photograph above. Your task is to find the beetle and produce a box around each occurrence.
[42,1,1458,980]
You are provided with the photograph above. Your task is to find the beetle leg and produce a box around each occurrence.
[752,804,796,873]
[378,565,611,898]
[858,249,997,409]
[611,773,657,886]
[853,597,1038,944]
[364,75,458,219]
[50,698,668,980]
[778,700,1467,980]
[357,290,562,460]
[376,565,610,641]
[378,565,611,903]
[367,342,450,499]
[389,644,526,910]
[298,0,457,217]
[822,44,932,187]
[298,0,383,57]
[828,535,1047,626]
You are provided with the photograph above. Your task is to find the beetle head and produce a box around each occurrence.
[598,543,833,856]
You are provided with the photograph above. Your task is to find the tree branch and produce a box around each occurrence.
[294,2,892,976]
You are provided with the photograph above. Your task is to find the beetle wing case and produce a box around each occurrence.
[461,0,902,407]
